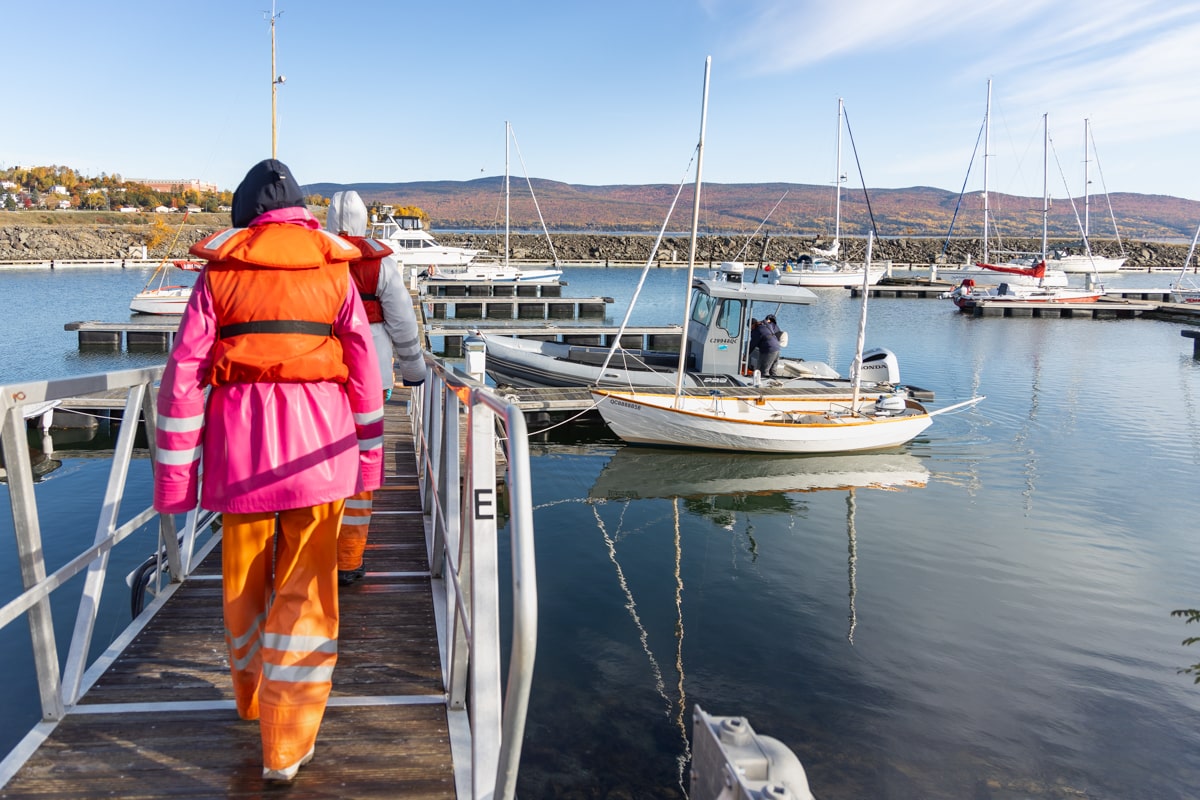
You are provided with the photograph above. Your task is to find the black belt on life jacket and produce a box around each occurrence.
[218,320,333,339]
[359,292,380,302]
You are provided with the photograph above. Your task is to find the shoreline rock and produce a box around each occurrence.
[0,226,1187,269]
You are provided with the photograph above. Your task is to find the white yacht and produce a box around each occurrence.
[367,210,485,268]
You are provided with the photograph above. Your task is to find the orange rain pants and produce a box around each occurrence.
[222,500,343,771]
[338,489,373,571]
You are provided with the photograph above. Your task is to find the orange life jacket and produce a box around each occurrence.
[339,234,394,324]
[190,225,361,386]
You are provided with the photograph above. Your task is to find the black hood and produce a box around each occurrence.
[231,159,305,227]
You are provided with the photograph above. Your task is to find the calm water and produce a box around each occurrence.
[3,264,1200,798]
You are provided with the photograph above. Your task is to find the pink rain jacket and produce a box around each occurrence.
[153,208,384,515]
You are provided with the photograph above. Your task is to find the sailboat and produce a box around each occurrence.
[591,60,980,454]
[936,81,1069,290]
[422,122,562,284]
[1047,118,1127,274]
[1171,219,1200,304]
[130,212,198,315]
[947,113,1105,308]
[776,98,886,288]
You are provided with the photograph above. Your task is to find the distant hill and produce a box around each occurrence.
[305,177,1200,241]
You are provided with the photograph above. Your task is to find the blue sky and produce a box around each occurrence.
[4,0,1200,201]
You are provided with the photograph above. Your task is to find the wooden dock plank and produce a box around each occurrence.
[2,393,454,799]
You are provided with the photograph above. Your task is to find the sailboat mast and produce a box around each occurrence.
[1041,113,1049,264]
[1083,118,1090,241]
[982,79,991,265]
[671,56,712,402]
[834,97,843,250]
[504,121,511,269]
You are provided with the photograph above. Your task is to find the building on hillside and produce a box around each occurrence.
[132,178,219,194]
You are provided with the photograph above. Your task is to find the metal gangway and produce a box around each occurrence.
[0,359,538,799]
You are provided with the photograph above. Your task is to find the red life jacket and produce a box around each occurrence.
[338,234,394,324]
[190,225,360,386]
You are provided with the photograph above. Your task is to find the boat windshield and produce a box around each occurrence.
[690,291,716,325]
[715,299,743,338]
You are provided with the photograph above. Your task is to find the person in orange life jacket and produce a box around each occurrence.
[325,190,426,587]
[748,316,782,377]
[152,159,384,783]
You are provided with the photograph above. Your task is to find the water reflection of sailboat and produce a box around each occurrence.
[589,447,929,501]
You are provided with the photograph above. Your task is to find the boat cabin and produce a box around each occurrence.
[684,273,818,375]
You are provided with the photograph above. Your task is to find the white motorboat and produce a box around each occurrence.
[480,272,904,391]
[367,210,485,268]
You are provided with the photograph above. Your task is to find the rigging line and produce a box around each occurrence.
[1086,127,1127,255]
[671,497,692,797]
[732,191,788,262]
[942,115,987,256]
[595,147,698,378]
[840,108,879,240]
[508,125,560,265]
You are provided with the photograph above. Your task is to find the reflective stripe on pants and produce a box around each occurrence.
[338,489,373,571]
[222,500,343,770]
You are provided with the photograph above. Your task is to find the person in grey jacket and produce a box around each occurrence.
[326,190,425,585]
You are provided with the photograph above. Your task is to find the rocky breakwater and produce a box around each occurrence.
[435,232,1188,270]
[0,226,218,262]
[0,225,1188,270]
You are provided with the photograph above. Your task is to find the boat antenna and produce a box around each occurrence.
[850,231,874,412]
[267,2,285,158]
[672,56,712,404]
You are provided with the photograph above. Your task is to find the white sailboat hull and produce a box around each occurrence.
[1048,253,1125,273]
[426,264,562,283]
[776,263,886,287]
[592,390,933,454]
[130,287,191,315]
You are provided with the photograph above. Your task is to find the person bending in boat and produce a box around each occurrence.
[326,189,426,587]
[749,316,782,377]
[152,159,384,783]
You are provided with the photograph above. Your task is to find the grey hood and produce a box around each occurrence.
[326,190,369,237]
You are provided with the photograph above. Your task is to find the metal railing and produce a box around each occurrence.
[412,356,538,800]
[0,366,220,785]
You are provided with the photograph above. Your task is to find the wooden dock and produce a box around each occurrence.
[1,397,458,799]
[421,294,612,321]
[952,296,1159,318]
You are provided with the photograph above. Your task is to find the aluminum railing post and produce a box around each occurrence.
[1,404,64,721]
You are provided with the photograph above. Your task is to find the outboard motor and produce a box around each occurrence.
[874,390,908,416]
[858,347,901,385]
